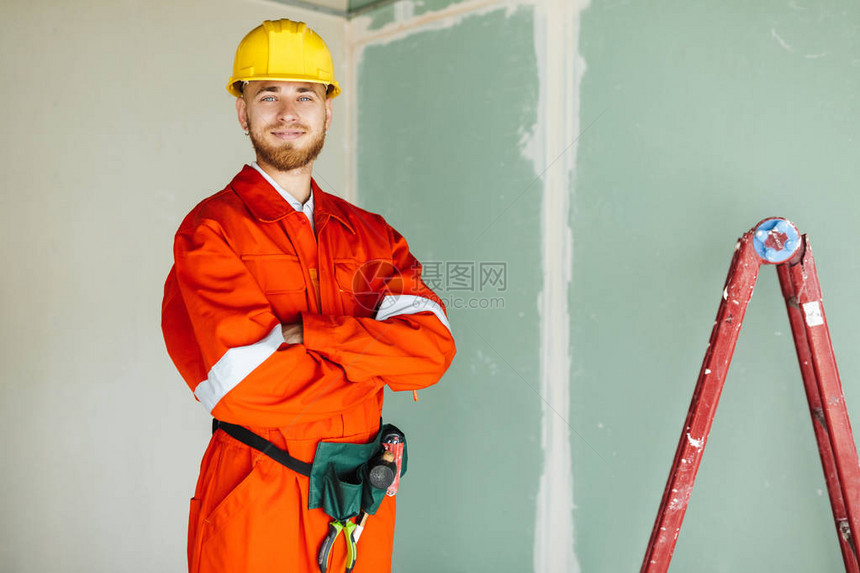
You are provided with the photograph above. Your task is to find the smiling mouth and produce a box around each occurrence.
[271,129,306,140]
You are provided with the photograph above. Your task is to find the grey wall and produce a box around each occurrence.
[0,1,347,571]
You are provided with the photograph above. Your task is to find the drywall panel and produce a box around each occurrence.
[354,5,542,571]
[572,1,860,571]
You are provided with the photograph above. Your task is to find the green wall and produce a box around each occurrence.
[574,1,860,571]
[355,0,860,571]
[355,6,543,572]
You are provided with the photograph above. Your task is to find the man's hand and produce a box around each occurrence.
[282,322,304,345]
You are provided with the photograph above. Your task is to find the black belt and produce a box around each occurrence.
[212,418,312,477]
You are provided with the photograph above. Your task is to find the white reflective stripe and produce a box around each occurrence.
[194,324,285,412]
[375,294,452,333]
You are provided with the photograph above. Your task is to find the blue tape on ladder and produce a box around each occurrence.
[753,218,801,263]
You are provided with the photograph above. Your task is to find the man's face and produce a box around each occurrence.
[236,81,333,173]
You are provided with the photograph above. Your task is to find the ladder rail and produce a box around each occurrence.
[641,233,763,573]
[778,252,860,572]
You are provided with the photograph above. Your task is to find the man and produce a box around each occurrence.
[161,19,455,573]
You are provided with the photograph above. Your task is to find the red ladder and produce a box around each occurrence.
[641,217,860,573]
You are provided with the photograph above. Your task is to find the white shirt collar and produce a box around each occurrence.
[250,162,315,229]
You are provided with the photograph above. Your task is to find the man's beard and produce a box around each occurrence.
[248,120,326,172]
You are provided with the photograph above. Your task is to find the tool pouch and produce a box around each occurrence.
[308,423,408,522]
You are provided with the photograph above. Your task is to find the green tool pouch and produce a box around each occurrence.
[308,423,408,522]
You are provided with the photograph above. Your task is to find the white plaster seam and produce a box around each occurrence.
[533,1,588,572]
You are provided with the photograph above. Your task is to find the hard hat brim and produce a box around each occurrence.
[226,76,341,99]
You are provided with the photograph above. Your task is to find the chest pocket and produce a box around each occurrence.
[241,254,307,323]
[333,258,395,318]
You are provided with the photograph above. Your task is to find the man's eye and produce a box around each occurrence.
[261,96,276,102]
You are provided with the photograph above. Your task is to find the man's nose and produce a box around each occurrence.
[277,100,299,122]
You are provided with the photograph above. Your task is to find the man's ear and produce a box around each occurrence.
[325,96,333,132]
[236,97,248,132]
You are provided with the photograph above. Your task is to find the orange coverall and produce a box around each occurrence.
[161,165,456,572]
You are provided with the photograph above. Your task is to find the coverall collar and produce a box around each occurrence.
[229,164,355,233]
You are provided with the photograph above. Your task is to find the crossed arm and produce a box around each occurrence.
[164,218,455,428]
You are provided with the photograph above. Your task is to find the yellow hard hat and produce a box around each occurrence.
[226,19,341,98]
